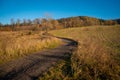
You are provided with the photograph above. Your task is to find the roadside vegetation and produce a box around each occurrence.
[39,25,120,80]
[0,31,61,64]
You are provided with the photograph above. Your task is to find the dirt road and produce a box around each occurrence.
[0,37,78,80]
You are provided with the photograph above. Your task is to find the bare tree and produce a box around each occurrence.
[11,18,15,30]
[43,13,53,32]
[0,22,2,30]
[23,19,27,26]
[41,18,47,31]
[16,19,21,27]
[33,18,41,30]
[0,22,2,27]
[27,19,32,26]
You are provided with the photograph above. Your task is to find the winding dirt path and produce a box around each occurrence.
[0,37,78,80]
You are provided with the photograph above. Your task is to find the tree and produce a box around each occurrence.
[42,13,53,33]
[51,20,60,29]
[104,20,116,25]
[27,19,32,26]
[33,18,41,30]
[16,19,21,27]
[11,18,15,30]
[0,22,2,27]
[41,18,47,31]
[23,19,27,26]
[0,22,2,30]
[62,19,67,28]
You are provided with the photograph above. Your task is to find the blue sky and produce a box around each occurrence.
[0,0,120,24]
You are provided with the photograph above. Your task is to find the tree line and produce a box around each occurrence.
[0,16,119,31]
[0,18,61,31]
[58,16,119,28]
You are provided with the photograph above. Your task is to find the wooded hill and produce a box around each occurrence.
[0,16,120,31]
[58,16,119,28]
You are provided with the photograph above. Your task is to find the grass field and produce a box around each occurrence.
[40,25,120,80]
[0,31,61,64]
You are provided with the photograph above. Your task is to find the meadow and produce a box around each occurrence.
[0,31,61,64]
[40,25,120,80]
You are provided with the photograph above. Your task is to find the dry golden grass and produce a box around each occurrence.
[0,31,61,64]
[40,25,120,80]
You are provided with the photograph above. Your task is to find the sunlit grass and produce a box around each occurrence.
[40,25,120,80]
[0,31,61,64]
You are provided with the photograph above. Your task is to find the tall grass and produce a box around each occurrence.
[0,31,61,64]
[40,26,120,80]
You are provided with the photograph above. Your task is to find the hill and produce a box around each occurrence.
[58,16,119,28]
